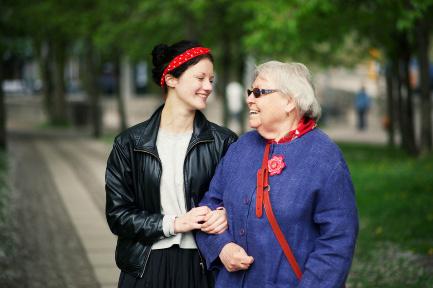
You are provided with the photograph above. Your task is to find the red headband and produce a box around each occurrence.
[160,47,211,87]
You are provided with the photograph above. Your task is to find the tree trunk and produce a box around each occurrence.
[416,17,432,153]
[220,37,231,127]
[399,35,417,155]
[114,54,127,131]
[237,52,246,134]
[396,57,405,149]
[385,62,395,147]
[0,61,6,150]
[51,40,68,125]
[39,41,55,122]
[83,39,102,138]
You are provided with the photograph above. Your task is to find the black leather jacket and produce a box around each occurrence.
[105,105,237,278]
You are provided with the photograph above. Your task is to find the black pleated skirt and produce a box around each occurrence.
[118,245,214,288]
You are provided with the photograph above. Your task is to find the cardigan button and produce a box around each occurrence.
[239,228,245,236]
[243,197,249,204]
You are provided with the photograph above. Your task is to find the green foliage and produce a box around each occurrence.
[0,0,24,53]
[90,0,251,65]
[17,0,77,41]
[240,0,368,66]
[239,0,433,68]
[3,0,433,84]
[340,143,433,286]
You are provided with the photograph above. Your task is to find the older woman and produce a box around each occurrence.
[196,61,358,287]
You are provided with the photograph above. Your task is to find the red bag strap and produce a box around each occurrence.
[263,190,303,280]
[256,143,270,218]
[256,142,303,280]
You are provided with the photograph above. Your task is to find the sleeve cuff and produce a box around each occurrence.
[162,215,177,237]
[196,231,233,270]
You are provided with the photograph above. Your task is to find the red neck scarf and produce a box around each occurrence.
[269,117,317,144]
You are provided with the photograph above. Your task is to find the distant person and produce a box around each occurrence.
[226,81,244,133]
[197,61,359,287]
[105,40,237,288]
[355,86,371,130]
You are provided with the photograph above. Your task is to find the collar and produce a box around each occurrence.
[133,105,214,153]
[268,117,317,144]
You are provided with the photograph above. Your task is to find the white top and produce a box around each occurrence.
[151,128,197,250]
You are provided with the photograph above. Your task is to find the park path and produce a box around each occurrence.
[9,131,118,288]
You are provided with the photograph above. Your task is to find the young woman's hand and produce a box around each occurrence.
[174,206,211,233]
[219,242,254,272]
[201,207,228,234]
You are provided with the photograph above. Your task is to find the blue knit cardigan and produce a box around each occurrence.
[196,129,359,288]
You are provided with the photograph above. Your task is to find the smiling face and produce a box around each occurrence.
[166,58,214,111]
[247,73,297,139]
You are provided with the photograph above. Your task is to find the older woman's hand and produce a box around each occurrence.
[219,242,254,272]
[201,207,227,234]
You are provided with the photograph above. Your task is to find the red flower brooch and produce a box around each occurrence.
[268,155,286,176]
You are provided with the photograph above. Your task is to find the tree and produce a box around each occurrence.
[0,0,25,149]
[18,0,79,125]
[72,0,106,138]
[0,60,5,150]
[415,9,433,154]
[81,38,102,137]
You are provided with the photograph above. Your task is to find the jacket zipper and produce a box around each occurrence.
[133,148,161,278]
[133,149,161,162]
[190,196,206,274]
[139,247,152,278]
[190,198,206,274]
[183,139,213,210]
[185,139,213,157]
[184,139,212,274]
[196,242,206,274]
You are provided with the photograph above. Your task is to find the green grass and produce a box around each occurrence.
[339,143,433,287]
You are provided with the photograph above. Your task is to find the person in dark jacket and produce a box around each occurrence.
[354,86,371,130]
[196,61,358,287]
[105,40,237,288]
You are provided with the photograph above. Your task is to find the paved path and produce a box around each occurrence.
[9,131,118,288]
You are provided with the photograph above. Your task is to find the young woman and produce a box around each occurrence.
[105,40,237,288]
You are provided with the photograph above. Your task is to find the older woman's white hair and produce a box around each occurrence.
[254,61,321,120]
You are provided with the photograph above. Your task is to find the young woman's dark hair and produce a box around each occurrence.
[151,40,214,90]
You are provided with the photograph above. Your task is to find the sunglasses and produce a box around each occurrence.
[247,88,280,98]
